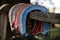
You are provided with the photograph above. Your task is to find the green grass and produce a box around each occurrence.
[37,27,60,40]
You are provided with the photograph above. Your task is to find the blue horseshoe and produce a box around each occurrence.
[21,5,50,36]
[43,22,51,36]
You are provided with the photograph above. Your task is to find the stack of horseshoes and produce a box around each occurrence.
[9,3,51,36]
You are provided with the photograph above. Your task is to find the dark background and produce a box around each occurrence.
[0,0,30,5]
